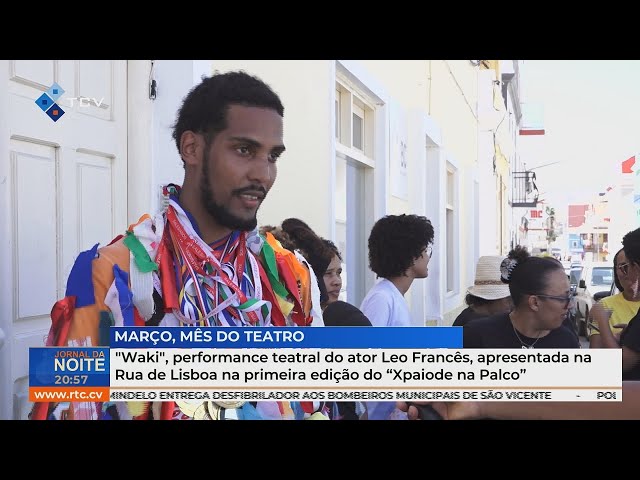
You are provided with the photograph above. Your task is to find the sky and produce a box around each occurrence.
[518,60,640,213]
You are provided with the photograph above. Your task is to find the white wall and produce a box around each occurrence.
[127,60,154,224]
[477,130,499,255]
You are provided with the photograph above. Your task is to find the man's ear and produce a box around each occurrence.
[180,131,203,167]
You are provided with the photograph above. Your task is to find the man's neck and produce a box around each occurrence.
[177,186,232,245]
[387,275,413,296]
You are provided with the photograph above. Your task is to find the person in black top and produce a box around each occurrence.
[453,255,513,327]
[621,311,640,380]
[323,300,372,419]
[464,245,580,349]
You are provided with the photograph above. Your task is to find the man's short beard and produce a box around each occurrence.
[200,158,258,232]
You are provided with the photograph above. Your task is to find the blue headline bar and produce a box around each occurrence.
[110,326,462,349]
[29,348,110,387]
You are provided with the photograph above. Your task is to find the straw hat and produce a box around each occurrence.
[466,255,511,300]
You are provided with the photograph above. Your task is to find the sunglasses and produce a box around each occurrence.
[617,262,631,276]
[531,293,574,308]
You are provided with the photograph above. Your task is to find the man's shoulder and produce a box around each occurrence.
[361,282,392,304]
[368,279,394,295]
[95,238,130,272]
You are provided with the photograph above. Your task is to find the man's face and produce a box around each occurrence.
[409,244,432,279]
[200,105,284,231]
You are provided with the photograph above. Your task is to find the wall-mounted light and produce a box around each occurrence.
[469,60,482,66]
[149,60,157,101]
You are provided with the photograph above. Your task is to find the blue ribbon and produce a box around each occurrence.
[65,243,99,307]
[113,265,134,326]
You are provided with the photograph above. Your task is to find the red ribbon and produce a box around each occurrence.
[32,296,78,420]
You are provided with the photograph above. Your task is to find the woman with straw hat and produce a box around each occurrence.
[453,255,513,327]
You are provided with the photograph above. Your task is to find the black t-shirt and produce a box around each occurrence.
[452,307,486,327]
[621,312,640,350]
[463,312,581,349]
[620,311,640,380]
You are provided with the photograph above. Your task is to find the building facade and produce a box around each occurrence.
[0,60,522,418]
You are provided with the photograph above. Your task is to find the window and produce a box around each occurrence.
[335,81,374,159]
[335,88,340,140]
[334,72,379,306]
[591,268,613,286]
[352,100,365,151]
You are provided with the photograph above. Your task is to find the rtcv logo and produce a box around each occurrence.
[35,82,105,122]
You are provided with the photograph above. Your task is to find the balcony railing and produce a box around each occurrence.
[512,171,539,207]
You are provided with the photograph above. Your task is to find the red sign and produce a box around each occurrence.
[622,156,635,174]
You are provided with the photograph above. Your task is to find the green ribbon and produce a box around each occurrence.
[238,298,259,310]
[260,240,289,298]
[123,231,158,273]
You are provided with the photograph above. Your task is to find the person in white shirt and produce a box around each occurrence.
[360,214,434,327]
[359,214,434,420]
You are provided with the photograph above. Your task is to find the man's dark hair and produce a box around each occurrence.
[172,71,284,159]
[367,214,434,279]
[623,228,640,266]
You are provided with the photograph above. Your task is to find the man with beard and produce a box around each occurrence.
[31,71,326,421]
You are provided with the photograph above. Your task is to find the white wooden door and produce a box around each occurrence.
[0,60,128,419]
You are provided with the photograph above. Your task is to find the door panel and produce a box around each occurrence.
[1,60,128,419]
[77,150,117,250]
[12,142,59,319]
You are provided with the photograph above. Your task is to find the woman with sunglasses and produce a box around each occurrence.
[463,245,580,349]
[590,248,640,349]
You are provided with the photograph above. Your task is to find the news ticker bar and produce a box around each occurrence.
[29,344,622,403]
[29,388,622,403]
